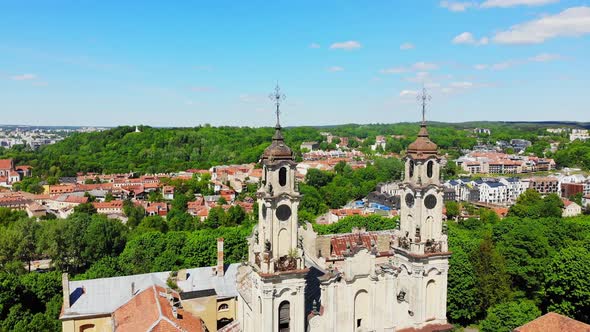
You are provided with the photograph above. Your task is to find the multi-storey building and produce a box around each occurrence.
[529,177,559,194]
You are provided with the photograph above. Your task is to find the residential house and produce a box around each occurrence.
[300,141,319,151]
[562,199,582,217]
[93,200,125,216]
[163,186,175,200]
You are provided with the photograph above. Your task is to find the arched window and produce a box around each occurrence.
[278,301,290,332]
[427,160,434,178]
[426,280,437,320]
[354,290,369,329]
[79,324,96,332]
[218,303,229,311]
[279,167,287,187]
[409,160,415,178]
[258,296,262,314]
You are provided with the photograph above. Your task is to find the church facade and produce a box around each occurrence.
[236,89,451,332]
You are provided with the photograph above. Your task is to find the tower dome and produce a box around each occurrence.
[261,125,294,162]
[407,123,438,160]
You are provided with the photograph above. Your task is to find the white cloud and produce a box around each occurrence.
[528,53,562,62]
[379,67,407,74]
[327,66,344,72]
[440,1,475,12]
[412,62,439,71]
[330,40,362,50]
[309,43,321,49]
[453,32,476,44]
[481,0,559,8]
[452,32,489,45]
[476,53,561,71]
[400,42,415,50]
[493,6,590,44]
[11,73,36,81]
[399,90,419,97]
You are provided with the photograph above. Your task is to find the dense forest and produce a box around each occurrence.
[1,121,588,177]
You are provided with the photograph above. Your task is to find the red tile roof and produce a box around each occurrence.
[0,159,13,170]
[112,285,204,332]
[64,195,89,204]
[514,312,590,332]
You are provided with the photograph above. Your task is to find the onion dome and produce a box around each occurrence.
[261,125,294,162]
[406,123,438,160]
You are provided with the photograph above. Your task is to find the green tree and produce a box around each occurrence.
[447,247,479,324]
[480,300,541,332]
[544,246,590,322]
[472,234,511,314]
[445,201,460,220]
[74,202,97,215]
[83,215,128,264]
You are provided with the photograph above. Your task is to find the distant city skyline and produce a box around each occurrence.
[1,0,589,127]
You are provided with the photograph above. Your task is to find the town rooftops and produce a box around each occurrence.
[61,263,240,320]
[514,312,590,332]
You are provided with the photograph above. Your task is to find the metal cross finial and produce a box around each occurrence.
[269,83,286,127]
[417,85,431,124]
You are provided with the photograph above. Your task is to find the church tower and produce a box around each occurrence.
[238,85,308,332]
[394,87,450,328]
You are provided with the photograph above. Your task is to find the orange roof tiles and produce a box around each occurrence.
[93,200,125,209]
[112,285,204,332]
[0,159,13,170]
[514,312,590,332]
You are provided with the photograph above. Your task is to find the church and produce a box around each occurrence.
[235,87,452,332]
[59,88,452,332]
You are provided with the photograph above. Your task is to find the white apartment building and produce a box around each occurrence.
[478,181,509,205]
[570,129,589,142]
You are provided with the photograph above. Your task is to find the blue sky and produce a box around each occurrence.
[1,0,589,127]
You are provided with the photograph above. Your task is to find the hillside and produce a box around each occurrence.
[0,121,586,176]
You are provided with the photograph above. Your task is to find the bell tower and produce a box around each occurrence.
[241,84,307,332]
[399,87,445,248]
[393,87,450,328]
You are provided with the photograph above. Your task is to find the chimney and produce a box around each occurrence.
[217,238,224,277]
[131,282,135,296]
[62,273,70,309]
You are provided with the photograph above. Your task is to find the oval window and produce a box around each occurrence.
[424,194,437,209]
[276,205,292,221]
[279,167,287,187]
[427,161,434,178]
